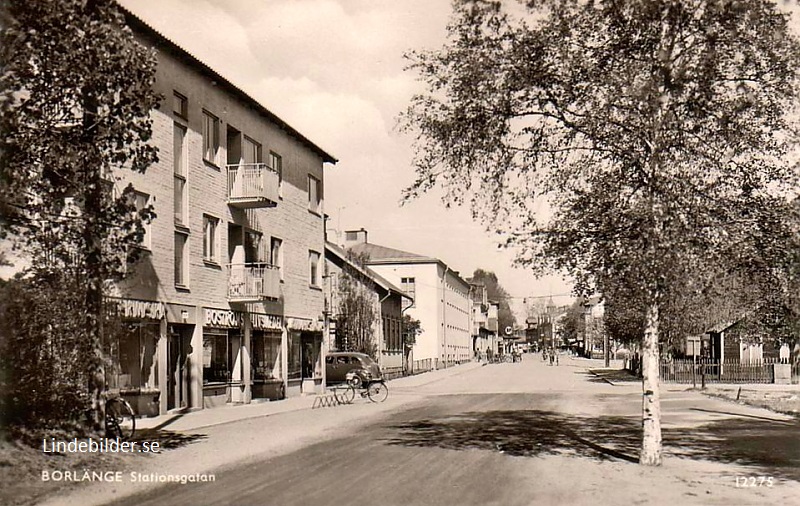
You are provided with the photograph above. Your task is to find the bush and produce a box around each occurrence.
[0,273,96,441]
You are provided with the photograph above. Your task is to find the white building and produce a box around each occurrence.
[345,230,472,370]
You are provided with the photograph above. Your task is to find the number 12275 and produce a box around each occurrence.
[736,476,774,487]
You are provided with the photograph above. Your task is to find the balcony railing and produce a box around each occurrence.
[227,262,281,302]
[226,163,279,208]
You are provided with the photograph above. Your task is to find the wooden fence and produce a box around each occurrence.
[657,358,779,384]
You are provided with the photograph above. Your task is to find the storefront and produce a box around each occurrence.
[250,312,284,400]
[105,298,165,417]
[165,303,198,413]
[202,308,244,408]
[286,317,324,396]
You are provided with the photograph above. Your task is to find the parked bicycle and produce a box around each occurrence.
[104,391,136,440]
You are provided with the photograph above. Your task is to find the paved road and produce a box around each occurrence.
[90,357,800,506]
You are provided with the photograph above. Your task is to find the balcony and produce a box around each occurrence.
[227,263,280,302]
[226,163,279,208]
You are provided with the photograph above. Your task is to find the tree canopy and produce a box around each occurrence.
[470,267,516,332]
[0,0,159,435]
[402,0,800,465]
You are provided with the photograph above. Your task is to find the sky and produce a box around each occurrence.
[113,0,575,319]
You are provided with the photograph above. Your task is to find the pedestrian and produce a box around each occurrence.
[550,352,554,366]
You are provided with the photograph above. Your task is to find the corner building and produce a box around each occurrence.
[107,10,337,415]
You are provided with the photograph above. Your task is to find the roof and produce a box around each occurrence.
[706,321,737,334]
[120,7,337,165]
[348,242,437,264]
[348,241,472,289]
[325,242,411,302]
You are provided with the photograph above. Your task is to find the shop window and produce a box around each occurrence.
[106,323,158,391]
[251,331,281,380]
[203,331,229,383]
[287,331,301,380]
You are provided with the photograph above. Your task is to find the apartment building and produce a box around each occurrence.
[344,229,472,370]
[105,11,336,416]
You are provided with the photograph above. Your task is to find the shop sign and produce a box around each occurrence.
[204,308,243,328]
[286,317,323,332]
[112,298,165,321]
[251,313,282,331]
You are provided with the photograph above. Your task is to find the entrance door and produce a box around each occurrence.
[301,335,315,380]
[167,326,190,411]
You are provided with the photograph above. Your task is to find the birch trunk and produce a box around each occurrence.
[640,299,662,465]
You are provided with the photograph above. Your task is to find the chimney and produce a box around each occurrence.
[343,228,368,248]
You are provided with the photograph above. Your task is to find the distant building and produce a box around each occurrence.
[345,229,472,370]
[324,242,411,376]
[467,279,500,357]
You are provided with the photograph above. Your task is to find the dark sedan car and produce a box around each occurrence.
[325,352,382,386]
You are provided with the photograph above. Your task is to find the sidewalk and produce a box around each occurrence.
[137,361,484,433]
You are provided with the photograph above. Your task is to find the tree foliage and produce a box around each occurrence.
[0,0,159,435]
[402,314,423,347]
[334,253,379,358]
[557,297,586,346]
[470,268,516,333]
[402,0,800,465]
[1,0,159,273]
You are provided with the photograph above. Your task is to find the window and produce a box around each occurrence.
[174,232,189,287]
[251,331,281,380]
[173,123,188,225]
[270,152,283,196]
[173,91,187,119]
[203,330,235,384]
[132,191,151,250]
[106,324,159,390]
[202,110,220,164]
[243,136,262,165]
[401,277,416,307]
[309,250,320,287]
[308,174,321,213]
[270,237,283,280]
[203,215,219,263]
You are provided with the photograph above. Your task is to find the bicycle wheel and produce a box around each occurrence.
[335,385,355,404]
[366,381,388,403]
[105,398,136,440]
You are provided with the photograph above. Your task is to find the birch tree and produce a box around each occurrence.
[401,0,800,465]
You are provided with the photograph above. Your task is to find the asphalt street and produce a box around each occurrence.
[84,356,800,506]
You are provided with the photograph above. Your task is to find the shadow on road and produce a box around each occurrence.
[383,407,800,480]
[131,429,207,450]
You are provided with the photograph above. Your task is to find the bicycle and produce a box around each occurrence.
[104,392,136,440]
[343,371,389,403]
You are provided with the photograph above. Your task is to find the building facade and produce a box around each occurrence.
[345,230,473,370]
[324,242,410,377]
[105,11,336,416]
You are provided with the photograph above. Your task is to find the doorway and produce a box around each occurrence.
[167,325,192,411]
